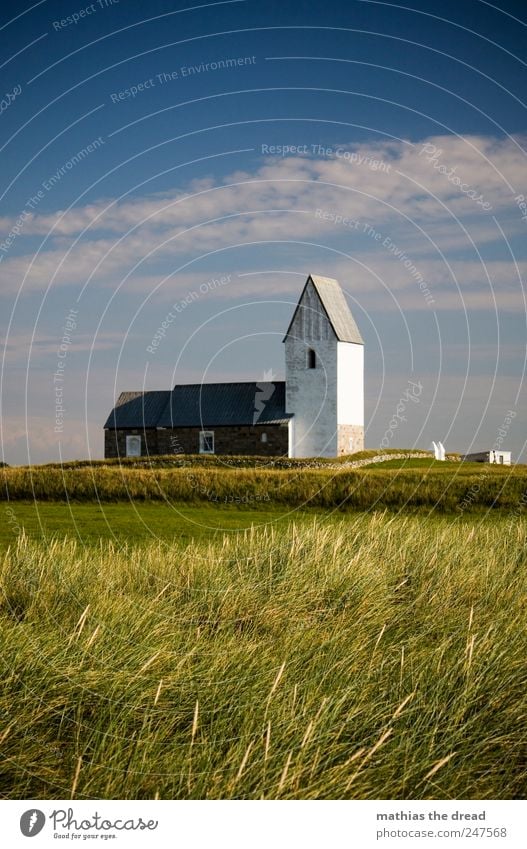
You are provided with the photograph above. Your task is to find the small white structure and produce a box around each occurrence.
[284,275,364,458]
[432,441,446,461]
[462,450,511,465]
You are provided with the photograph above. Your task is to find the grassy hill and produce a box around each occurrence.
[2,452,526,513]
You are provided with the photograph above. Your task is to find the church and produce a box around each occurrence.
[104,274,364,459]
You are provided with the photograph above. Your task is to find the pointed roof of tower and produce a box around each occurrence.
[284,274,364,344]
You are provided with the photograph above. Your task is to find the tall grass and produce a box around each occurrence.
[20,448,431,471]
[2,462,526,511]
[1,513,526,799]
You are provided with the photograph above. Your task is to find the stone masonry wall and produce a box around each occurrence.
[105,424,289,458]
[337,424,365,456]
[105,428,159,459]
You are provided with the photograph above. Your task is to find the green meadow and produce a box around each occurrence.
[1,456,526,799]
[0,500,321,549]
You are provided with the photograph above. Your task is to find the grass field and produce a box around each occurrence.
[1,455,526,800]
[1,511,526,800]
[0,501,330,549]
[2,455,526,512]
[0,495,522,552]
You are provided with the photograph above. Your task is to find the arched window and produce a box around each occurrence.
[307,348,316,369]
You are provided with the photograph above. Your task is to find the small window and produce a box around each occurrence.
[261,432,268,443]
[348,436,353,452]
[199,431,214,454]
[307,348,316,369]
[126,435,141,457]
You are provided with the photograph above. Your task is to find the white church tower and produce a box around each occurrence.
[284,275,364,458]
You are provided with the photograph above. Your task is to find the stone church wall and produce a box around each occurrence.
[105,424,289,458]
[337,424,365,455]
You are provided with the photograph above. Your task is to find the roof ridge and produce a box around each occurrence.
[171,380,285,389]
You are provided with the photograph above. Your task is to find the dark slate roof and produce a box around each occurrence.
[104,390,171,429]
[104,382,290,429]
[284,274,364,344]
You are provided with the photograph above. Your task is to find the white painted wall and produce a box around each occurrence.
[285,335,338,457]
[491,450,511,465]
[337,342,364,426]
[287,417,295,458]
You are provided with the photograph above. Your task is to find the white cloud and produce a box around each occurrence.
[3,332,123,365]
[0,133,525,311]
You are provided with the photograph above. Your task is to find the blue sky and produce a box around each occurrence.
[1,0,526,463]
